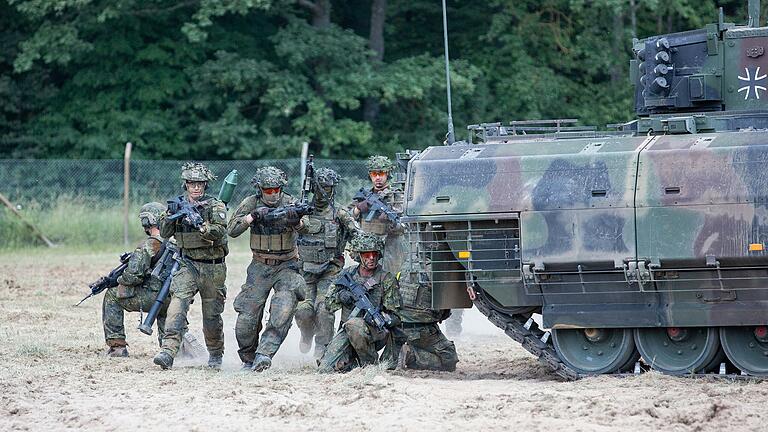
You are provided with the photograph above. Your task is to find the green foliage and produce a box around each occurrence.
[0,0,760,159]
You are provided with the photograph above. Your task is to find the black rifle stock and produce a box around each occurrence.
[335,273,393,331]
[138,250,180,335]
[352,188,400,224]
[262,203,314,224]
[74,252,131,306]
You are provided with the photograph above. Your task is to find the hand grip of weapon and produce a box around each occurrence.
[138,253,180,335]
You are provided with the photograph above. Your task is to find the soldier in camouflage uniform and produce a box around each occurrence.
[389,255,458,371]
[351,155,406,273]
[317,232,400,373]
[103,202,184,356]
[153,163,228,370]
[295,168,360,359]
[228,166,307,372]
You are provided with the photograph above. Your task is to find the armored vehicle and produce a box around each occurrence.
[402,2,768,378]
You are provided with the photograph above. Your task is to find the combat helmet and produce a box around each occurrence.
[251,166,288,189]
[315,167,340,187]
[349,232,385,254]
[366,155,394,173]
[138,202,166,228]
[181,162,216,182]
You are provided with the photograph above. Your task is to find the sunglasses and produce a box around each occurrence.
[261,187,281,194]
[369,170,388,177]
[360,251,379,260]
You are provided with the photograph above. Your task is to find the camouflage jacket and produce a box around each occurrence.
[350,185,404,236]
[395,271,447,324]
[297,204,359,272]
[158,194,228,260]
[326,264,400,322]
[116,236,164,289]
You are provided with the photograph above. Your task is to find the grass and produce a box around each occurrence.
[0,195,146,250]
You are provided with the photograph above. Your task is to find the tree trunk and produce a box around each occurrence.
[611,7,624,82]
[364,0,387,123]
[298,0,331,28]
[629,0,637,39]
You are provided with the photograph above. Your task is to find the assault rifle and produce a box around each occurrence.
[335,273,394,331]
[166,195,205,231]
[74,252,131,306]
[352,188,400,224]
[262,203,314,224]
[138,248,180,335]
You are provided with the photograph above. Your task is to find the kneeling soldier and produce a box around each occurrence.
[318,232,400,372]
[103,202,183,356]
[390,256,458,371]
[228,166,307,372]
[295,167,360,359]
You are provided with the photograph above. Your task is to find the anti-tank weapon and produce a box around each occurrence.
[166,195,205,231]
[352,188,400,224]
[218,170,239,207]
[138,248,180,335]
[335,273,394,331]
[74,252,131,306]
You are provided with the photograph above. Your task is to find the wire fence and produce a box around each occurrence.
[0,159,371,249]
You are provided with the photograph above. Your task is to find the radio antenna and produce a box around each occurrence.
[441,0,455,145]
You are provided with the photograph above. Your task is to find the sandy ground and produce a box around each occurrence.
[1,243,766,432]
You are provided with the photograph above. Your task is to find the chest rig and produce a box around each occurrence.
[297,208,340,264]
[173,203,223,250]
[249,196,297,254]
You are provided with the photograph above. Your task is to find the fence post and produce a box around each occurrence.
[300,141,309,181]
[123,142,132,248]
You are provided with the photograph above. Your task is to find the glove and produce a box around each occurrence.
[355,200,370,213]
[250,207,270,221]
[384,313,400,329]
[338,290,355,306]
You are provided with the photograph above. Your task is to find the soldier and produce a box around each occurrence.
[350,155,406,273]
[228,166,307,372]
[103,202,180,356]
[153,163,228,370]
[318,232,400,372]
[388,255,459,372]
[295,168,360,359]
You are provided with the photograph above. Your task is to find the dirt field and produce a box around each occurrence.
[1,244,766,432]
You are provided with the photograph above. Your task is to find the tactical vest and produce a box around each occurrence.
[249,195,297,254]
[298,210,341,264]
[398,272,432,310]
[173,204,226,250]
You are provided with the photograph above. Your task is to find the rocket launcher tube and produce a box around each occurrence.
[218,169,238,205]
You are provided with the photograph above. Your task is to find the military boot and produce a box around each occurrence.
[105,339,129,358]
[208,353,223,370]
[106,346,129,358]
[251,354,272,372]
[153,351,174,370]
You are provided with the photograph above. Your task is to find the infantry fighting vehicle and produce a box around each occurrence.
[402,1,768,378]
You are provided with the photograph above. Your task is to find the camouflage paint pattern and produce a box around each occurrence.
[403,21,768,331]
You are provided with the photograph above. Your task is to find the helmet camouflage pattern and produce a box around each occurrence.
[348,232,384,253]
[181,162,216,182]
[315,167,340,188]
[138,202,166,227]
[251,166,288,189]
[366,155,394,173]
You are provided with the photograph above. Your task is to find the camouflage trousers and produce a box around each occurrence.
[392,322,458,371]
[233,258,306,363]
[160,259,227,358]
[102,285,168,347]
[294,265,341,359]
[317,317,388,373]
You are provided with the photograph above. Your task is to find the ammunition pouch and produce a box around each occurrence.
[399,273,431,310]
[361,218,388,235]
[297,216,341,263]
[250,230,297,255]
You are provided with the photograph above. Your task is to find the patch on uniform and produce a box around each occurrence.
[219,212,226,220]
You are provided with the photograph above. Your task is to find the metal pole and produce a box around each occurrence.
[123,142,132,248]
[300,141,309,183]
[749,0,760,27]
[441,0,455,145]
